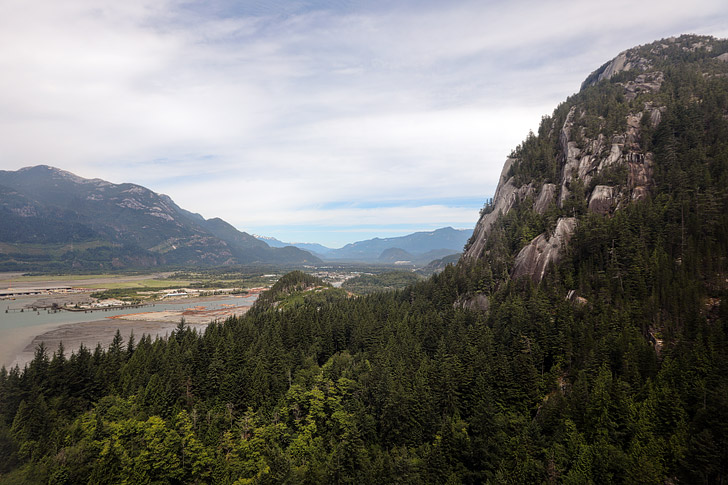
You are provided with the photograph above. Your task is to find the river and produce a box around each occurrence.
[0,294,258,369]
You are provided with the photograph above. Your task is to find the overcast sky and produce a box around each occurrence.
[1,0,727,247]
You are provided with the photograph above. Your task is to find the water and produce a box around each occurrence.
[0,294,258,368]
[0,294,258,332]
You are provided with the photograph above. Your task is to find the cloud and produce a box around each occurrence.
[1,0,727,245]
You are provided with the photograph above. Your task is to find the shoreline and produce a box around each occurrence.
[1,293,256,370]
[8,318,207,370]
[1,320,66,369]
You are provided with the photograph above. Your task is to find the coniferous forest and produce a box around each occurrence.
[2,35,728,483]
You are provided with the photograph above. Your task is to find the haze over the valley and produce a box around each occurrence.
[1,0,727,247]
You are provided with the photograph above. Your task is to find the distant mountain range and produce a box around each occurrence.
[0,165,471,270]
[0,165,321,270]
[255,226,472,264]
[254,236,333,256]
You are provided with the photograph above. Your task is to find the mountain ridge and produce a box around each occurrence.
[464,34,728,281]
[0,165,321,269]
[3,34,728,485]
[255,226,471,263]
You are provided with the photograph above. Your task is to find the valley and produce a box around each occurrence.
[1,22,727,484]
[0,266,424,369]
[0,271,265,369]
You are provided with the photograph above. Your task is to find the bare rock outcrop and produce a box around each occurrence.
[511,217,576,282]
[621,71,664,101]
[533,184,557,214]
[581,50,652,90]
[567,290,588,306]
[644,102,665,128]
[455,293,490,313]
[464,159,534,259]
[588,185,615,214]
[627,152,654,200]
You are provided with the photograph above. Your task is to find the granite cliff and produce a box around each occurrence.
[463,34,728,283]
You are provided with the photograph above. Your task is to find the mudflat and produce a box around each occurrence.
[0,320,62,369]
[2,298,254,370]
[0,273,256,369]
[9,318,203,370]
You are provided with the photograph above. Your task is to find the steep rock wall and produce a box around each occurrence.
[464,47,668,281]
[464,158,533,260]
[512,217,576,282]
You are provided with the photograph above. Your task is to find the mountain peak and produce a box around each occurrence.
[580,34,724,90]
[464,34,728,283]
[0,166,319,269]
[14,165,108,186]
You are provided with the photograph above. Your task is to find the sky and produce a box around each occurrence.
[1,1,727,248]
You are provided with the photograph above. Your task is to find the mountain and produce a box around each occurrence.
[204,218,269,252]
[254,235,333,256]
[377,247,414,263]
[417,252,461,275]
[322,226,471,263]
[465,34,728,282]
[255,227,471,264]
[4,35,728,484]
[0,165,321,269]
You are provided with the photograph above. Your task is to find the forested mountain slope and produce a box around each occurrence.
[0,166,320,269]
[256,227,471,265]
[1,35,727,484]
[323,227,471,262]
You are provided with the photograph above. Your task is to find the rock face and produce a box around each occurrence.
[455,293,490,312]
[464,35,726,283]
[588,185,615,214]
[627,152,654,201]
[580,49,653,90]
[534,184,557,214]
[512,217,576,282]
[464,158,534,260]
[463,92,658,269]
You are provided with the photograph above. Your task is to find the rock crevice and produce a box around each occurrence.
[511,217,576,282]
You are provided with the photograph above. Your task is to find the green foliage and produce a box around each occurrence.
[89,286,165,302]
[509,121,561,186]
[342,271,422,295]
[2,35,728,484]
[255,271,329,308]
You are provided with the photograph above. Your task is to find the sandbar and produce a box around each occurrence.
[9,319,206,370]
[2,297,253,370]
[1,320,65,369]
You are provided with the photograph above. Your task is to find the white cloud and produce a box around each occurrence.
[0,0,727,245]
